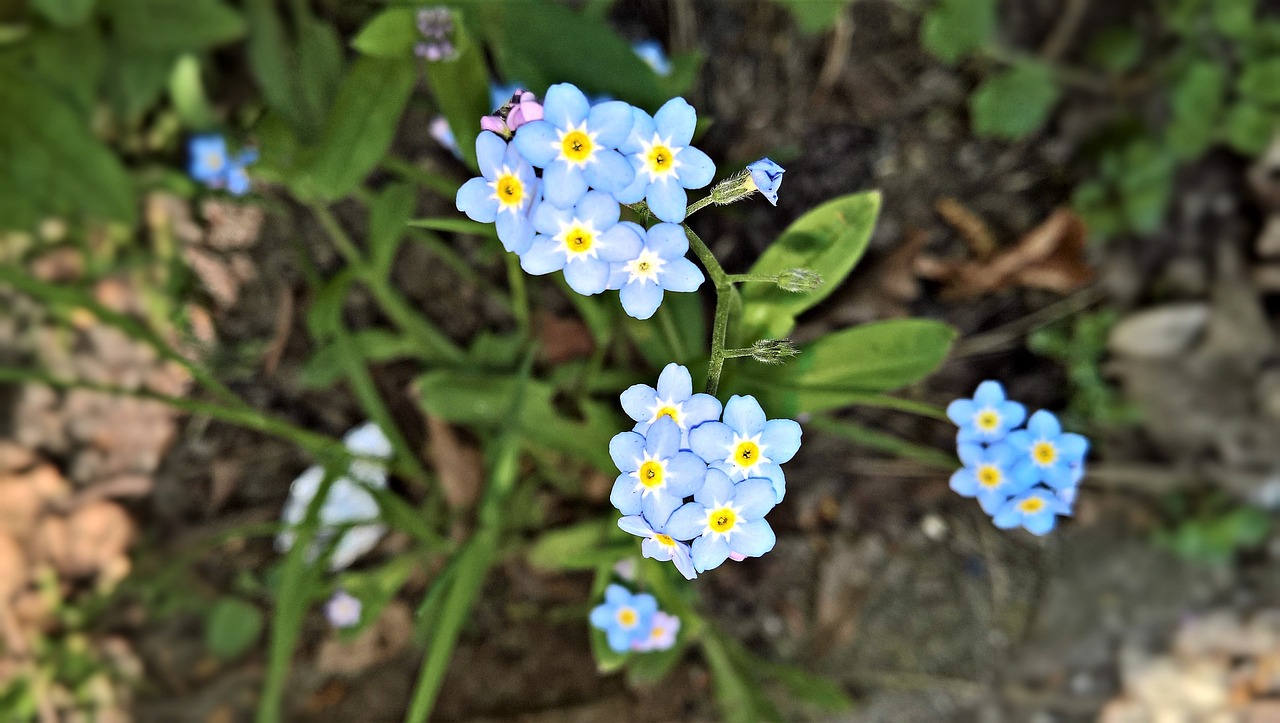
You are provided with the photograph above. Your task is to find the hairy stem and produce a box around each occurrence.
[685,194,715,217]
[682,224,732,395]
[725,273,779,285]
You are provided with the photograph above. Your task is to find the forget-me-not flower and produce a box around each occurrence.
[589,584,657,653]
[633,40,672,76]
[429,117,461,159]
[189,134,257,196]
[1007,410,1089,489]
[325,590,362,629]
[521,190,642,295]
[946,380,1027,444]
[618,514,697,580]
[950,441,1026,515]
[746,158,785,206]
[620,362,721,445]
[689,394,801,502]
[633,611,680,652]
[610,416,708,529]
[992,487,1071,536]
[613,98,716,223]
[512,83,636,208]
[456,131,539,254]
[606,222,705,320]
[666,469,777,572]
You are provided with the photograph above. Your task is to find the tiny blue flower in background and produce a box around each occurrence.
[325,590,362,629]
[610,416,708,529]
[456,131,539,255]
[746,158,785,206]
[589,584,657,653]
[606,222,705,319]
[1007,410,1088,489]
[620,362,721,445]
[429,117,461,159]
[689,394,801,502]
[992,487,1071,536]
[614,98,716,223]
[618,514,697,580]
[512,83,636,208]
[633,611,680,652]
[633,40,672,76]
[950,441,1026,515]
[521,189,641,295]
[946,380,1027,444]
[189,134,257,196]
[666,469,777,572]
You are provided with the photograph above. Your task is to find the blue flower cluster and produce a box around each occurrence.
[188,135,256,196]
[589,584,681,653]
[611,364,801,577]
[946,381,1088,535]
[456,82,714,320]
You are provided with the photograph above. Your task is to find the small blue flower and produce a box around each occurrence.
[429,116,462,159]
[456,131,540,254]
[746,158,785,206]
[992,487,1071,536]
[589,584,657,653]
[689,394,801,502]
[665,469,777,572]
[946,380,1027,444]
[613,98,716,223]
[609,416,709,529]
[189,135,257,196]
[606,222,705,320]
[1006,410,1089,489]
[633,40,672,76]
[512,83,636,208]
[950,441,1028,515]
[520,190,642,295]
[618,514,697,580]
[620,362,721,446]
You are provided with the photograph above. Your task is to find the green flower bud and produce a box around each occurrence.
[750,339,800,365]
[776,268,824,293]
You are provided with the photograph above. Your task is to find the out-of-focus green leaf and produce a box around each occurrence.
[921,0,996,64]
[739,191,881,341]
[625,291,705,368]
[1238,57,1280,105]
[168,54,216,129]
[423,16,489,169]
[775,0,851,34]
[1223,101,1275,155]
[528,519,631,571]
[105,44,174,120]
[1166,61,1225,160]
[1212,0,1254,38]
[307,55,416,199]
[352,7,419,58]
[762,660,854,713]
[305,270,353,342]
[1085,27,1143,73]
[27,23,104,114]
[206,597,264,660]
[970,60,1060,139]
[244,0,341,144]
[32,0,95,27]
[408,218,497,236]
[1116,140,1175,232]
[110,0,245,52]
[369,183,417,276]
[297,14,344,130]
[300,329,422,388]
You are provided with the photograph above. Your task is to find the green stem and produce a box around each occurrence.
[381,157,461,198]
[506,253,530,336]
[682,225,732,395]
[655,303,688,363]
[808,416,959,470]
[720,347,756,359]
[725,273,778,285]
[685,194,715,218]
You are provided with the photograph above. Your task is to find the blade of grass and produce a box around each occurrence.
[807,415,958,470]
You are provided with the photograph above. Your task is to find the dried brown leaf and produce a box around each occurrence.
[935,197,997,259]
[426,416,483,510]
[535,313,595,365]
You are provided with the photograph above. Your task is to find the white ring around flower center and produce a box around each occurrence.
[626,247,666,285]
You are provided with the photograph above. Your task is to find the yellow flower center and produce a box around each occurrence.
[639,460,664,488]
[975,410,1000,431]
[616,607,638,628]
[654,534,675,547]
[708,507,737,534]
[1018,497,1046,514]
[494,174,523,208]
[733,440,760,466]
[564,226,594,254]
[1032,441,1057,466]
[203,151,224,171]
[977,465,1001,488]
[561,130,593,163]
[655,406,678,423]
[645,144,675,174]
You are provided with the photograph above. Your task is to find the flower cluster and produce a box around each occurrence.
[276,422,391,570]
[414,7,455,61]
[188,134,256,196]
[946,381,1089,535]
[610,364,801,577]
[456,82,717,319]
[589,583,680,653]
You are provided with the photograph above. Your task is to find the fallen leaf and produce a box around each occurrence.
[426,416,483,510]
[1108,303,1210,360]
[0,533,28,602]
[536,313,595,365]
[35,501,134,579]
[201,199,264,251]
[0,443,35,474]
[935,197,997,259]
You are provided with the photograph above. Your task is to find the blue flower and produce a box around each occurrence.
[618,514,697,580]
[665,469,777,572]
[633,611,680,652]
[589,584,657,653]
[689,394,801,502]
[946,380,1027,444]
[512,83,636,208]
[613,98,716,223]
[633,40,672,76]
[429,116,462,159]
[620,362,721,446]
[520,190,642,295]
[1006,410,1088,489]
[746,158,785,206]
[992,488,1071,536]
[189,134,256,196]
[609,416,709,529]
[456,131,540,255]
[606,222,704,320]
[950,441,1028,515]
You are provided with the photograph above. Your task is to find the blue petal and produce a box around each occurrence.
[586,100,635,148]
[985,442,1014,466]
[692,534,730,572]
[957,442,984,467]
[542,83,590,128]
[1026,410,1061,438]
[950,468,979,496]
[621,281,663,320]
[633,593,658,617]
[606,627,631,652]
[998,400,1027,428]
[756,463,786,502]
[665,451,708,497]
[670,544,697,580]
[666,503,707,540]
[1058,433,1089,462]
[456,177,498,222]
[495,211,533,255]
[683,395,722,429]
[653,97,697,147]
[1011,458,1042,487]
[532,202,570,235]
[618,515,653,538]
[946,399,976,427]
[733,478,776,518]
[646,223,687,258]
[611,162,649,204]
[512,121,558,167]
[563,257,610,295]
[641,491,683,530]
[518,237,565,275]
[641,536,673,561]
[660,257,703,293]
[972,380,1007,406]
[694,468,735,506]
[225,167,251,196]
[604,584,629,605]
[656,364,692,401]
[1024,511,1057,535]
[1043,462,1075,490]
[676,146,715,189]
[577,190,621,228]
[542,161,588,208]
[597,223,643,262]
[620,107,656,154]
[976,489,1011,516]
[476,131,506,177]
[723,395,766,437]
[610,474,642,515]
[690,422,732,466]
[583,149,636,193]
[646,177,687,223]
[730,519,775,557]
[589,604,614,629]
[620,384,658,422]
[991,501,1022,529]
[1005,430,1033,453]
[760,419,801,463]
[645,416,681,459]
[609,431,646,472]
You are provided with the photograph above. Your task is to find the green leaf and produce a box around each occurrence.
[625,291,706,367]
[775,0,851,34]
[297,13,344,131]
[245,0,314,141]
[735,319,957,417]
[1166,62,1225,160]
[762,661,854,713]
[31,0,95,26]
[739,191,881,340]
[969,60,1061,139]
[306,270,353,342]
[1212,0,1254,37]
[110,0,245,52]
[168,54,216,130]
[206,597,264,660]
[422,17,490,169]
[369,183,417,276]
[1223,102,1276,155]
[408,218,498,236]
[920,0,997,64]
[1085,27,1143,73]
[105,44,175,121]
[300,328,422,388]
[307,56,417,200]
[352,7,420,58]
[527,519,630,571]
[1238,57,1280,106]
[26,23,105,115]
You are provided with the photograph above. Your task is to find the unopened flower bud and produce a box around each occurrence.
[746,158,785,206]
[750,338,800,365]
[776,268,823,293]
